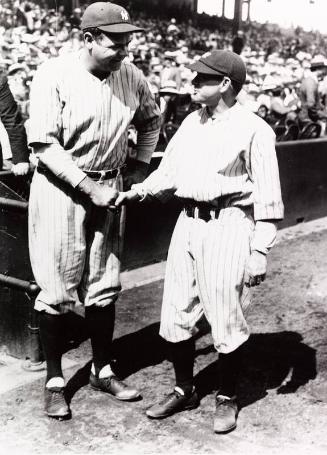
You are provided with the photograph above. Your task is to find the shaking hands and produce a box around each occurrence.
[77,177,140,211]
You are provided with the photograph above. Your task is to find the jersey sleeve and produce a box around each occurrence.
[27,60,86,187]
[28,60,63,147]
[249,124,284,221]
[132,75,161,163]
[132,118,185,202]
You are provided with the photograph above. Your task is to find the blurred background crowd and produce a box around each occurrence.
[1,0,327,161]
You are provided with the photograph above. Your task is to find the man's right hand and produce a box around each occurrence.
[115,189,140,207]
[77,177,119,207]
[89,186,119,207]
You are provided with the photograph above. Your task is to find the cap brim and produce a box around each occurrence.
[185,60,224,76]
[310,63,326,70]
[97,23,144,33]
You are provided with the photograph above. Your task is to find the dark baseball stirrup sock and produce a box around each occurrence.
[39,312,65,383]
[85,304,115,377]
[168,338,195,396]
[218,344,245,398]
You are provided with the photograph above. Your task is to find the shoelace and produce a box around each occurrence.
[101,376,128,389]
[47,388,66,404]
[159,390,183,405]
[47,387,64,394]
[216,396,236,408]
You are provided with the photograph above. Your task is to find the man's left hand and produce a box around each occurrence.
[123,159,149,190]
[244,250,267,287]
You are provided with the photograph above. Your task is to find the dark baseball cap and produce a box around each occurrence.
[81,2,144,34]
[310,61,326,71]
[186,50,246,85]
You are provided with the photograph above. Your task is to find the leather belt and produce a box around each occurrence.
[182,200,224,222]
[37,165,124,182]
[84,167,124,181]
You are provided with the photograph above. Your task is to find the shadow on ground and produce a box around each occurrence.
[62,313,317,411]
[194,331,317,409]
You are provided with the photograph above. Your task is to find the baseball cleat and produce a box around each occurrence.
[44,387,71,420]
[213,394,238,434]
[146,387,199,419]
[89,372,141,401]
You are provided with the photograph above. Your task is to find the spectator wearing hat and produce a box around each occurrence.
[159,80,180,124]
[69,8,82,29]
[161,54,182,90]
[146,63,162,96]
[269,85,298,124]
[116,49,284,433]
[232,30,245,56]
[0,68,29,174]
[27,1,161,420]
[298,60,327,124]
[167,18,179,35]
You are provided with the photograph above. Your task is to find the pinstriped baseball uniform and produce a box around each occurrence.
[133,102,284,353]
[27,52,161,314]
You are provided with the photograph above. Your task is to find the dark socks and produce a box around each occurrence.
[168,338,195,396]
[218,344,245,398]
[85,304,115,376]
[39,312,65,383]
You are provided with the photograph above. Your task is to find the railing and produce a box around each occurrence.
[0,174,43,368]
[0,197,28,211]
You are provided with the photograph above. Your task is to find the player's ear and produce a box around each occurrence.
[220,76,231,93]
[84,32,94,47]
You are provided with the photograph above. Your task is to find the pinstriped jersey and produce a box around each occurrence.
[137,102,284,221]
[28,52,161,173]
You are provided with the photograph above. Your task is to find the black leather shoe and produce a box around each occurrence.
[44,387,71,420]
[146,388,199,419]
[213,395,238,434]
[89,372,140,401]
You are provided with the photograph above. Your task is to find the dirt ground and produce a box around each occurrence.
[1,228,327,455]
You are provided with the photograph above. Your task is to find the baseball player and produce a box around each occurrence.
[116,50,284,433]
[27,2,161,420]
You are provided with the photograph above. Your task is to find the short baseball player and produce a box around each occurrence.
[116,50,284,433]
[27,2,161,419]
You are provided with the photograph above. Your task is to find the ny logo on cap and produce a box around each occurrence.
[121,10,129,21]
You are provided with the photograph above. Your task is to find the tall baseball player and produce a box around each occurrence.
[116,50,284,433]
[27,2,161,419]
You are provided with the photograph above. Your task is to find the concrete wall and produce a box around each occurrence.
[277,138,327,228]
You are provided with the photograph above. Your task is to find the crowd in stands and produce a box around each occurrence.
[1,0,327,162]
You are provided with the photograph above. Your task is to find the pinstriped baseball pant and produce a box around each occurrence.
[28,170,125,315]
[159,207,254,354]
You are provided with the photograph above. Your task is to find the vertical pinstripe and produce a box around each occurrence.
[27,50,160,314]
[133,101,284,354]
[159,208,253,353]
[138,103,284,221]
[28,171,125,314]
[28,51,161,172]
